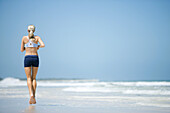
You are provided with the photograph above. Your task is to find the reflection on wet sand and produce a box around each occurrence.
[24,105,37,113]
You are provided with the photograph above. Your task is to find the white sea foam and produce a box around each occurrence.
[62,87,170,95]
[1,77,170,87]
[110,81,170,86]
[0,77,26,87]
[0,77,109,87]
[37,82,97,87]
[63,87,113,93]
[0,77,99,87]
[1,77,170,96]
[122,89,170,95]
[136,102,170,108]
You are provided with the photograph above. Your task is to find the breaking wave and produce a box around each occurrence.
[0,77,170,96]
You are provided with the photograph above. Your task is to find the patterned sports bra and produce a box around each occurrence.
[25,36,38,47]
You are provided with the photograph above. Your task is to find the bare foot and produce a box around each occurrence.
[29,96,34,104]
[29,96,36,104]
[32,96,36,104]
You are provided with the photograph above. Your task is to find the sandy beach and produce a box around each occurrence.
[0,77,170,113]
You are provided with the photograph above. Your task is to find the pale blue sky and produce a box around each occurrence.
[0,0,170,81]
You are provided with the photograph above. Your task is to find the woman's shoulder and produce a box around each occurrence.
[34,35,41,40]
[34,35,40,38]
[22,36,28,40]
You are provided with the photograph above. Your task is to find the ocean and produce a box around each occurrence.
[0,77,170,113]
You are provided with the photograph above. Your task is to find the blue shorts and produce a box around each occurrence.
[24,55,39,67]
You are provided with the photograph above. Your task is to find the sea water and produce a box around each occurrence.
[0,77,170,112]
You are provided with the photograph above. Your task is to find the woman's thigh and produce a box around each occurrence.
[24,67,32,78]
[32,67,38,79]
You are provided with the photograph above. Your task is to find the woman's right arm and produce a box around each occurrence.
[20,36,25,52]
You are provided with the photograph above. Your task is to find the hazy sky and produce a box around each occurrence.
[0,0,170,81]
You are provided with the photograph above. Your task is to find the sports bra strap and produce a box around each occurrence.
[25,36,38,47]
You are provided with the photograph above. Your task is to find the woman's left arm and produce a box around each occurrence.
[20,36,25,52]
[37,36,45,48]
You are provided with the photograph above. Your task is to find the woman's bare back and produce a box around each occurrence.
[24,36,38,56]
[20,35,45,55]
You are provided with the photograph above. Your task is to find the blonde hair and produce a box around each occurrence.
[28,24,35,31]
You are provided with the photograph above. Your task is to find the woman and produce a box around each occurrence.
[20,25,45,104]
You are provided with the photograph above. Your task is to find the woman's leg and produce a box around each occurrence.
[32,67,38,97]
[24,67,33,97]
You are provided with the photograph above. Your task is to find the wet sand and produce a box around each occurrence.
[0,86,170,113]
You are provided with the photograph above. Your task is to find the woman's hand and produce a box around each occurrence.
[37,45,40,50]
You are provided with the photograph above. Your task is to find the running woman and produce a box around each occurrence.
[20,25,45,104]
